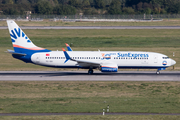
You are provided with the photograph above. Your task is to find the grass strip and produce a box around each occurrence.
[0,81,180,113]
[1,115,180,120]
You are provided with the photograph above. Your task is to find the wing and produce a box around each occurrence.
[62,48,101,67]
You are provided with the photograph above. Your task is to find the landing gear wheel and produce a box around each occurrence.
[156,71,160,75]
[88,69,93,75]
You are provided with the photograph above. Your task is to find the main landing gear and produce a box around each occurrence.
[88,69,93,75]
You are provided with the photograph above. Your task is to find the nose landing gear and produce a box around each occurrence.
[156,69,161,75]
[156,68,166,75]
[156,71,160,75]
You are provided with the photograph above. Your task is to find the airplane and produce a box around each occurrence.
[6,20,176,75]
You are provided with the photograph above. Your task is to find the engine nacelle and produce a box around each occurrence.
[101,63,118,72]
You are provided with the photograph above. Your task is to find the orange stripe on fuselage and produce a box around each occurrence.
[13,44,45,50]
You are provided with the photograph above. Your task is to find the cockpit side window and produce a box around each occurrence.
[162,57,169,59]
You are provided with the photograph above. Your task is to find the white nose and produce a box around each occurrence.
[171,59,176,66]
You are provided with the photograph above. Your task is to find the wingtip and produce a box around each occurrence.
[62,48,66,51]
[65,43,69,47]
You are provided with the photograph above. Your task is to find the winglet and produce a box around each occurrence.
[65,43,69,47]
[65,43,73,51]
[62,48,71,63]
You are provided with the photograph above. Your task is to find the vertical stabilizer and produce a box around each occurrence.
[7,20,46,52]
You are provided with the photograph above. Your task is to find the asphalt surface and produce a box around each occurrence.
[0,71,179,81]
[1,26,180,29]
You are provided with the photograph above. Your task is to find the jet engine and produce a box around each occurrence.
[100,63,118,72]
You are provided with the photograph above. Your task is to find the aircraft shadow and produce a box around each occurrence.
[0,71,179,77]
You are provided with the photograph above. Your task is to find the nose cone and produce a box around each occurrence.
[171,59,176,66]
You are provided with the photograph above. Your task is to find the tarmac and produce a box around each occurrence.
[0,71,179,81]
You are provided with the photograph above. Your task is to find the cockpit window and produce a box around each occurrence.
[162,57,169,59]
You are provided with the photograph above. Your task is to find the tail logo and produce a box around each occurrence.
[10,28,31,43]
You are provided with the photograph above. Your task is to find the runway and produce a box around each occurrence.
[0,71,179,81]
[1,26,180,29]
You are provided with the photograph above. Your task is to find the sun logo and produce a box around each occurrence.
[162,61,167,66]
[101,53,111,60]
[10,28,31,43]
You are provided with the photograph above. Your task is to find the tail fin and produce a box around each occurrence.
[7,20,47,53]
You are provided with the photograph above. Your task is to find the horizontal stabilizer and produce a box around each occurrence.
[6,49,26,56]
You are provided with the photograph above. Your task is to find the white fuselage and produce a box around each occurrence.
[31,51,175,69]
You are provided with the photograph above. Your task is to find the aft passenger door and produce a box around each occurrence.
[36,54,40,63]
